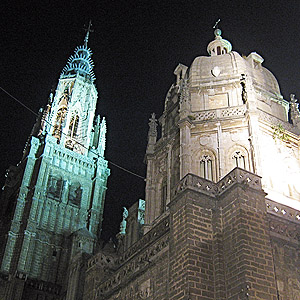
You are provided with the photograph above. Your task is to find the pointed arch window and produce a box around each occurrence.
[200,155,213,181]
[68,115,79,138]
[232,151,246,169]
[161,179,167,214]
[53,106,67,140]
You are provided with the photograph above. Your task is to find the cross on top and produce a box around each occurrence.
[213,19,221,29]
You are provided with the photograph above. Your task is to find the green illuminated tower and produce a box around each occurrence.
[0,25,110,300]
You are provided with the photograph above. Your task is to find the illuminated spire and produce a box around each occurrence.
[84,20,93,48]
[61,22,95,81]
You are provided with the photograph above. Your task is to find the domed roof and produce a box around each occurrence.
[189,51,281,96]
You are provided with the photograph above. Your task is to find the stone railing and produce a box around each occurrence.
[266,199,300,224]
[192,105,246,122]
[173,167,262,198]
[267,199,300,242]
[217,168,262,195]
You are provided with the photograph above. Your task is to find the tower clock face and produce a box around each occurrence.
[211,66,221,77]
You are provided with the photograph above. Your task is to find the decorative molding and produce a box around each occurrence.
[192,105,246,122]
[96,234,169,298]
[88,216,170,298]
[25,277,61,295]
[269,218,300,242]
[258,109,299,135]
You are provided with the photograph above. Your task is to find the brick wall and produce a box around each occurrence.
[169,190,215,300]
[221,186,278,299]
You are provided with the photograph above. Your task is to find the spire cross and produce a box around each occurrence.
[213,19,221,29]
[84,20,94,47]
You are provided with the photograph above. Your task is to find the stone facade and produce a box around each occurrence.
[0,28,110,300]
[83,29,300,299]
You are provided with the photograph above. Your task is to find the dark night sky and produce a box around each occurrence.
[1,0,300,240]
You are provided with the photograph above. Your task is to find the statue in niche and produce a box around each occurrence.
[47,176,63,200]
[68,183,82,206]
[119,207,128,235]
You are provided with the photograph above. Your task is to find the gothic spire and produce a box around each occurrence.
[84,20,93,48]
[61,22,95,81]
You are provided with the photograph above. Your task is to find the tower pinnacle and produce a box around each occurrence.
[84,20,93,47]
[61,22,95,81]
[207,23,232,56]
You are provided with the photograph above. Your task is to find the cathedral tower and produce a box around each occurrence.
[0,25,110,300]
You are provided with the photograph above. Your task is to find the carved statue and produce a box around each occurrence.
[289,94,300,126]
[148,113,157,137]
[119,207,128,235]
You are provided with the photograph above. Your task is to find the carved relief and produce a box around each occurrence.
[269,218,300,242]
[138,279,151,299]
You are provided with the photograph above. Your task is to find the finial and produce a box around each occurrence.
[148,113,158,137]
[290,94,297,103]
[84,20,94,47]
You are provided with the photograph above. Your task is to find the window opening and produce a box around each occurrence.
[47,176,63,201]
[161,182,167,213]
[53,107,67,140]
[200,155,213,181]
[68,183,82,206]
[68,115,79,138]
[232,151,246,169]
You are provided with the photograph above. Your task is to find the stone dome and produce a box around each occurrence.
[189,51,281,97]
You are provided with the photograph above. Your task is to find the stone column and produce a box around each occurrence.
[178,119,192,179]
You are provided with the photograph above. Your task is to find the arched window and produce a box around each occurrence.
[192,148,217,182]
[232,151,246,169]
[68,115,79,138]
[53,106,67,140]
[161,180,167,214]
[217,46,221,55]
[200,155,213,181]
